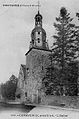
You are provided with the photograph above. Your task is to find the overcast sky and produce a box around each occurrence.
[0,0,79,83]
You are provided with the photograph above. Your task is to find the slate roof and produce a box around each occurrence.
[25,47,52,56]
[10,75,17,80]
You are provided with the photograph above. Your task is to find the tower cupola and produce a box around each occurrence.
[29,11,49,50]
[35,11,42,27]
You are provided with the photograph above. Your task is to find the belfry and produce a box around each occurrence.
[30,10,49,49]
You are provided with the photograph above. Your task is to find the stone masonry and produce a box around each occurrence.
[25,48,52,103]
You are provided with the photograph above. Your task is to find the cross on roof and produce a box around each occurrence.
[37,0,41,12]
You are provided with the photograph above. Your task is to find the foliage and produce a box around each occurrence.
[1,75,18,100]
[52,7,78,71]
[42,61,78,96]
[44,7,79,96]
[42,66,61,95]
[62,61,78,96]
[76,12,79,58]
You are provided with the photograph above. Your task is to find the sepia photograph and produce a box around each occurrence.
[0,0,79,118]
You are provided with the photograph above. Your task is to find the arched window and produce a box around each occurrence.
[38,38,40,43]
[38,31,40,34]
[25,92,27,97]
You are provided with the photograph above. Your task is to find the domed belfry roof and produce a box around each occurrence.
[35,11,42,21]
[29,11,49,50]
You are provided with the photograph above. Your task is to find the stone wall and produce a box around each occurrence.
[16,65,26,103]
[25,48,52,103]
[41,95,79,108]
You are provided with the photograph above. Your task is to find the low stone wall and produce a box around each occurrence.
[41,95,79,108]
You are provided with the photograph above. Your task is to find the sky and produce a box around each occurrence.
[0,0,79,83]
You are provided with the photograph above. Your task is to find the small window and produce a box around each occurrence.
[38,38,40,43]
[32,39,34,44]
[25,92,27,97]
[16,94,21,99]
[27,68,29,70]
[38,31,40,34]
[42,66,43,70]
[27,68,29,75]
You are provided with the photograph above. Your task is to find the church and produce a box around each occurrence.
[16,10,52,103]
[15,8,79,108]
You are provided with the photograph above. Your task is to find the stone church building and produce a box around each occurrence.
[16,11,52,103]
[15,10,79,107]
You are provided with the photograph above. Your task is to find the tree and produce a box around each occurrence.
[52,7,78,71]
[62,61,78,96]
[42,8,79,96]
[42,61,78,96]
[1,75,18,100]
[76,12,79,58]
[42,66,62,95]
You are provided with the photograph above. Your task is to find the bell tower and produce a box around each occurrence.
[29,10,49,50]
[25,4,52,103]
